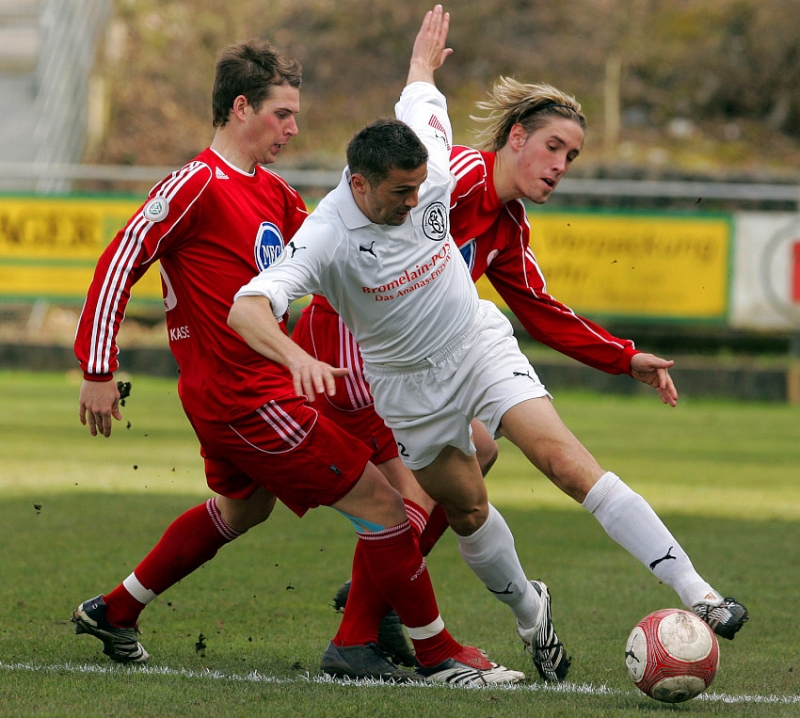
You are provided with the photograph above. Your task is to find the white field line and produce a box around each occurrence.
[1,661,798,704]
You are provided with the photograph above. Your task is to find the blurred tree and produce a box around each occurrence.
[86,0,800,177]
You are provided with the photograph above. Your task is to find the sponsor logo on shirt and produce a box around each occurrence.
[215,167,229,180]
[254,221,286,271]
[361,241,453,301]
[422,201,448,241]
[169,325,191,341]
[143,197,169,222]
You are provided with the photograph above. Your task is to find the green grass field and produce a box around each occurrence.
[0,370,798,717]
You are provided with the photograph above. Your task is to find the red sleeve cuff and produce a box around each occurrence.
[620,346,639,375]
[83,372,113,382]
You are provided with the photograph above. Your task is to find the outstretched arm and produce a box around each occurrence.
[228,295,348,402]
[630,352,678,407]
[406,5,453,86]
[465,198,680,405]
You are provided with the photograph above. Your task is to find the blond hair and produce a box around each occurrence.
[471,76,586,151]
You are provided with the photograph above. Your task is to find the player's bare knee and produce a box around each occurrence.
[441,501,488,536]
[217,490,276,532]
[341,467,407,527]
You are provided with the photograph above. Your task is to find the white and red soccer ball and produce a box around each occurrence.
[625,608,720,703]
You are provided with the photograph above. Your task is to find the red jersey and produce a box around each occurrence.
[450,145,638,375]
[74,148,309,421]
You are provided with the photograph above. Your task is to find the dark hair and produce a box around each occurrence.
[346,118,428,185]
[212,39,302,128]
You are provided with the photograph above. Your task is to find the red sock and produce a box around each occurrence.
[333,542,392,647]
[402,498,428,539]
[104,499,240,626]
[334,498,430,646]
[103,584,147,628]
[354,521,461,667]
[418,503,449,557]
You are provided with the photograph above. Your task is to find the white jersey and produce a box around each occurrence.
[236,81,479,366]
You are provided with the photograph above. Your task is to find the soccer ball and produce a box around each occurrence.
[625,608,719,703]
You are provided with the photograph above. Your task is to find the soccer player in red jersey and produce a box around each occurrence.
[71,23,523,685]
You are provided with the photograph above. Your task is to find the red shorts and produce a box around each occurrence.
[292,299,397,465]
[185,393,372,517]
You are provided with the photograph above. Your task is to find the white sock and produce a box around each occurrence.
[583,472,716,608]
[456,503,541,629]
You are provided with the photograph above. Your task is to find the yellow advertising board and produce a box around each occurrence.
[2,197,731,322]
[0,196,163,304]
[476,211,731,321]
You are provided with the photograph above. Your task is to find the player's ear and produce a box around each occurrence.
[509,123,528,150]
[350,173,369,196]
[232,95,249,120]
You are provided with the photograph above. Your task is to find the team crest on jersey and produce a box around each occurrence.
[422,201,448,241]
[254,222,285,271]
[143,197,169,222]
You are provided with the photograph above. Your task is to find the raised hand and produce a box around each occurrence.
[407,5,453,85]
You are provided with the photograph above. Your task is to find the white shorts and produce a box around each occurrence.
[363,300,550,470]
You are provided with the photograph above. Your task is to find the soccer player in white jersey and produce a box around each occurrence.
[231,4,574,681]
[231,4,748,683]
[296,75,750,680]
